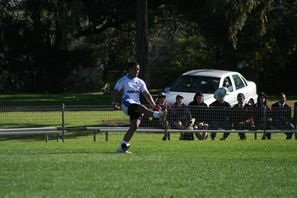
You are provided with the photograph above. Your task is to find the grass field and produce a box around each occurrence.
[0,93,296,197]
[1,134,297,197]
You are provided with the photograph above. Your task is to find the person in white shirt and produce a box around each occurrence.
[111,61,167,153]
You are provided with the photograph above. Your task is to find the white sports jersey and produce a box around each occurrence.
[114,74,148,105]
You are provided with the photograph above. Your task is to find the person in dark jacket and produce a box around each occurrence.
[189,91,209,140]
[271,93,294,139]
[253,92,272,140]
[169,95,194,140]
[231,93,254,140]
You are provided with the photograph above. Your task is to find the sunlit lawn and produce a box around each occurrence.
[0,134,296,197]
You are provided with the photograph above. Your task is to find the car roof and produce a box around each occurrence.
[182,69,239,78]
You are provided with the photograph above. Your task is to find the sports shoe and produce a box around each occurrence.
[116,143,131,154]
[159,109,168,122]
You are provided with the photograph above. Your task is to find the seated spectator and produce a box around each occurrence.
[271,93,294,139]
[155,92,171,111]
[209,88,232,140]
[231,93,254,140]
[140,92,171,129]
[155,92,171,140]
[253,92,272,140]
[189,91,209,140]
[248,98,255,106]
[169,95,194,140]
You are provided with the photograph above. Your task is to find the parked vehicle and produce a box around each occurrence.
[164,69,257,106]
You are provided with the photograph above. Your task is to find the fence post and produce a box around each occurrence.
[62,103,65,142]
[263,107,267,139]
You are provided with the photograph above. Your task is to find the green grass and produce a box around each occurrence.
[0,110,126,129]
[0,135,296,197]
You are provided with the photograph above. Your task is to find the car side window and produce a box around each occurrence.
[232,74,245,90]
[223,77,233,92]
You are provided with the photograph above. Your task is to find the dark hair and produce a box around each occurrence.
[127,61,138,70]
[237,93,245,99]
[176,95,183,99]
[258,91,267,98]
[158,92,166,98]
[279,92,286,97]
[193,91,203,101]
[257,91,268,105]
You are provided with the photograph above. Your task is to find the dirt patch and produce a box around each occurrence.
[100,120,130,127]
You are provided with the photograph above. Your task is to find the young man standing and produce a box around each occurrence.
[111,61,166,153]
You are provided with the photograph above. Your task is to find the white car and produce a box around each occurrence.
[164,69,258,106]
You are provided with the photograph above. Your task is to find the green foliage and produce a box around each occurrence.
[175,35,216,68]
[0,0,296,94]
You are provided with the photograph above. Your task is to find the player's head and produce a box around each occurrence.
[127,61,140,77]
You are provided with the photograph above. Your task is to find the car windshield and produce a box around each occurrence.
[170,75,220,93]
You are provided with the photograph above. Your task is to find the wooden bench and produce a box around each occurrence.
[0,127,63,142]
[86,127,297,141]
[86,127,163,142]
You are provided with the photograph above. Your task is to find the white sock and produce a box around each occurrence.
[153,111,161,118]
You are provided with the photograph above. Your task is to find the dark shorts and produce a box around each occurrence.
[128,104,143,120]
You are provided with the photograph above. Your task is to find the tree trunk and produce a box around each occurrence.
[136,0,149,86]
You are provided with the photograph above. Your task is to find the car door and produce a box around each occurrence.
[221,76,237,106]
[231,74,250,102]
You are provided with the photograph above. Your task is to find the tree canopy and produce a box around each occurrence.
[0,0,296,94]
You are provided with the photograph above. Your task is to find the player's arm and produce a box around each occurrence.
[111,89,121,110]
[143,91,161,111]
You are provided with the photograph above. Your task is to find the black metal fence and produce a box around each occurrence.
[0,105,296,141]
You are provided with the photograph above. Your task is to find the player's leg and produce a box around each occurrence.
[137,104,167,120]
[123,119,140,142]
[117,104,142,153]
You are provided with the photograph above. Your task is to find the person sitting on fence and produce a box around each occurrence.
[231,93,254,140]
[169,95,194,140]
[141,92,171,129]
[271,92,294,139]
[155,92,171,115]
[155,92,171,140]
[253,92,272,140]
[188,91,209,140]
[209,87,232,140]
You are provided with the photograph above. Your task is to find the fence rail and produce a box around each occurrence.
[0,104,296,141]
